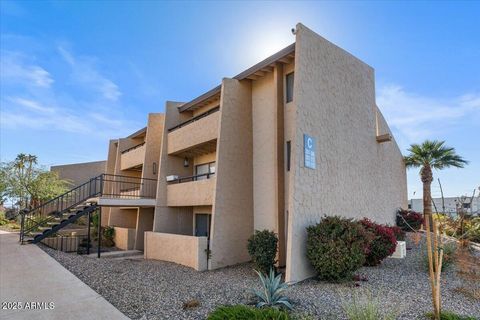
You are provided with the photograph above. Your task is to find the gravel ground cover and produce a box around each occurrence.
[40,236,480,320]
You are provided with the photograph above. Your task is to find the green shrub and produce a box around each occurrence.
[0,211,8,226]
[253,268,292,310]
[426,311,477,320]
[102,226,115,247]
[360,218,397,266]
[306,216,373,281]
[247,230,278,274]
[342,291,397,320]
[207,305,290,320]
[423,242,457,272]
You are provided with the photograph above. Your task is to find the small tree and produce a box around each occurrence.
[404,140,467,320]
[247,230,278,274]
[0,154,71,209]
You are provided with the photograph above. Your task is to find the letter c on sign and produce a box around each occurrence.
[307,138,313,149]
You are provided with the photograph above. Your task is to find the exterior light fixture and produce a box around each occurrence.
[152,162,157,175]
[183,157,189,167]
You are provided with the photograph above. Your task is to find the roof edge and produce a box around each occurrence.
[179,43,295,113]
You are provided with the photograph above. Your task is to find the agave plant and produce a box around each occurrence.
[253,268,293,310]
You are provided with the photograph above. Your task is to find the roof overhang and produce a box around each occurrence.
[179,43,295,113]
[126,127,147,139]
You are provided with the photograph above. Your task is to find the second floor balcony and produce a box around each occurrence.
[167,107,219,155]
[166,173,215,206]
[120,142,146,170]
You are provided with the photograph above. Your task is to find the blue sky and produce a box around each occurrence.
[1,1,479,198]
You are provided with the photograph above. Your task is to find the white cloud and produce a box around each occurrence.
[377,85,480,142]
[0,51,54,88]
[8,97,55,114]
[58,46,122,101]
[0,45,137,139]
[1,96,137,138]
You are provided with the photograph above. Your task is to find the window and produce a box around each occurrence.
[463,203,471,209]
[408,204,412,209]
[195,162,216,180]
[286,72,294,103]
[286,141,291,171]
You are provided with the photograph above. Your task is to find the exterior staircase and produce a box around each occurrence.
[19,174,158,245]
[20,175,104,244]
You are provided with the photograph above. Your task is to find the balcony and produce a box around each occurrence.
[120,142,145,170]
[167,173,215,206]
[167,107,219,156]
[99,174,157,207]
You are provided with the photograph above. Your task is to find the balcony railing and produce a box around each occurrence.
[168,106,220,133]
[121,142,146,154]
[167,172,215,184]
[102,174,157,199]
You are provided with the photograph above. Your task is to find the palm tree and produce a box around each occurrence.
[404,140,467,218]
[404,140,467,320]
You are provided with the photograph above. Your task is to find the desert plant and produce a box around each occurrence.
[306,216,373,281]
[360,218,397,266]
[342,291,397,320]
[426,311,477,320]
[396,209,424,231]
[253,268,292,310]
[207,305,290,320]
[423,242,456,272]
[247,230,278,274]
[404,140,467,320]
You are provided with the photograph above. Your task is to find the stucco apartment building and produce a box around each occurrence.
[100,23,407,282]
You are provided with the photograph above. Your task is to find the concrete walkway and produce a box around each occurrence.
[0,231,129,320]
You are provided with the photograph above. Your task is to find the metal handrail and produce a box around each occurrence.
[20,174,158,243]
[169,172,215,184]
[168,106,220,132]
[121,142,146,154]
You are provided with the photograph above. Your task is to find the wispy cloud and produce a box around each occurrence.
[377,85,480,143]
[58,46,122,101]
[0,42,139,140]
[0,51,54,88]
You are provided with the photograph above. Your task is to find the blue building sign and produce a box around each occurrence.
[304,134,316,169]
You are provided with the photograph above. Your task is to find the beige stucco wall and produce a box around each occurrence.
[167,178,215,207]
[167,111,219,155]
[141,113,164,181]
[252,72,278,232]
[134,208,154,250]
[285,24,407,282]
[144,232,208,271]
[108,208,138,229]
[120,143,145,171]
[193,152,216,166]
[209,78,254,269]
[114,227,136,250]
[153,101,194,235]
[51,160,106,187]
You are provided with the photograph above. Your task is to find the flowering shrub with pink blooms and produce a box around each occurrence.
[360,218,397,266]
